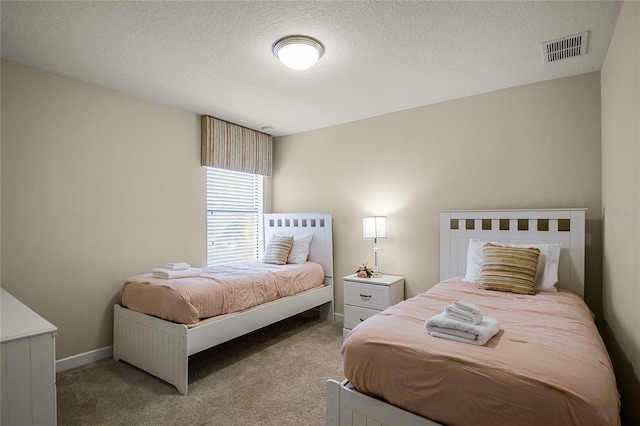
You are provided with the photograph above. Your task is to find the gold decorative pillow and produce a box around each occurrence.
[261,234,294,265]
[478,243,540,295]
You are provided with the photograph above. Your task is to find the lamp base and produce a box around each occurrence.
[372,241,382,278]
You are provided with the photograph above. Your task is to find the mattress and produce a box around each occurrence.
[342,277,620,426]
[120,261,325,324]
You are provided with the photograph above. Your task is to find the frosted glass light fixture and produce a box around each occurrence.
[363,216,387,277]
[272,35,325,70]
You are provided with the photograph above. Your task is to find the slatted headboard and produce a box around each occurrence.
[440,209,586,297]
[264,212,334,286]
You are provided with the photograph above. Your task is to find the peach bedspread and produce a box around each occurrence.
[342,277,620,426]
[120,261,324,324]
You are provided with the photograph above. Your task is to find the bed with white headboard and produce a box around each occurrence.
[439,208,586,296]
[114,212,333,395]
[327,209,620,426]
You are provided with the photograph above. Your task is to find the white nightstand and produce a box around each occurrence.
[343,274,404,337]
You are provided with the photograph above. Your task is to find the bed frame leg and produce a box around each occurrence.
[176,327,189,395]
[326,379,341,425]
[176,380,188,395]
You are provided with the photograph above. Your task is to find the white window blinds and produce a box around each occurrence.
[206,167,264,266]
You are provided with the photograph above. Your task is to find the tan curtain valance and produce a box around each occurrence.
[201,116,273,176]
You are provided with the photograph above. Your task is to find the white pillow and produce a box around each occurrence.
[463,238,561,292]
[462,239,486,283]
[287,234,314,264]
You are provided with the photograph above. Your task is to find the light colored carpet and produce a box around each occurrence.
[57,315,344,426]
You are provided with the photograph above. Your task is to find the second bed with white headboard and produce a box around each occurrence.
[114,212,334,395]
[328,209,620,426]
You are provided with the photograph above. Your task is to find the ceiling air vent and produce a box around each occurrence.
[542,31,589,63]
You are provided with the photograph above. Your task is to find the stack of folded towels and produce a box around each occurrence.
[152,262,202,279]
[425,300,500,346]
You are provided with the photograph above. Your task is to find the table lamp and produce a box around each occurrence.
[363,216,387,278]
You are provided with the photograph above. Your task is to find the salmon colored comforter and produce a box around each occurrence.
[342,277,620,426]
[120,261,324,324]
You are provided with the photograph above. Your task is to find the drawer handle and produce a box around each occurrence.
[359,294,372,300]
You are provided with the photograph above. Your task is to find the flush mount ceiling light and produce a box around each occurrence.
[272,35,325,70]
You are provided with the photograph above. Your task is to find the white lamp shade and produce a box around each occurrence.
[363,216,387,239]
[277,43,320,70]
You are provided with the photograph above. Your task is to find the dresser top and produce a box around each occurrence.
[1,288,57,343]
[343,273,404,286]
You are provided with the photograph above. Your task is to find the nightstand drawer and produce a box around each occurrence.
[344,282,389,310]
[344,305,380,330]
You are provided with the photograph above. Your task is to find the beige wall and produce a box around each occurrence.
[601,1,640,424]
[1,60,207,359]
[272,72,603,318]
[0,55,614,390]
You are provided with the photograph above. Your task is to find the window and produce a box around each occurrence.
[206,167,263,266]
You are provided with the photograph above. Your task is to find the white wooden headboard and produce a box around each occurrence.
[264,212,334,285]
[440,209,586,297]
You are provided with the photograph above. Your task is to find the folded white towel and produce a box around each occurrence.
[444,304,483,325]
[152,267,201,279]
[163,262,191,271]
[453,300,481,314]
[425,312,500,346]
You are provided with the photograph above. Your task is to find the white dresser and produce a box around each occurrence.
[342,274,404,337]
[1,288,57,425]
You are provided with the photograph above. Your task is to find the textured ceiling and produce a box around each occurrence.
[1,1,622,137]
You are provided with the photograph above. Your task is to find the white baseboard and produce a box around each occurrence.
[334,313,344,324]
[56,345,113,373]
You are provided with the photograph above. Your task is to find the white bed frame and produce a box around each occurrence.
[327,208,586,426]
[114,212,334,395]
